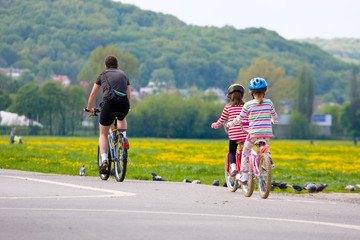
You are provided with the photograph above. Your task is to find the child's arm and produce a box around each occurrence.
[211,105,229,129]
[226,106,248,128]
[270,101,279,124]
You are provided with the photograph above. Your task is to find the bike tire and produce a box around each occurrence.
[97,146,110,180]
[257,153,272,199]
[114,139,127,182]
[241,170,254,197]
[224,153,238,192]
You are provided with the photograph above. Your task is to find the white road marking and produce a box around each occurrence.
[0,175,135,199]
[0,207,359,231]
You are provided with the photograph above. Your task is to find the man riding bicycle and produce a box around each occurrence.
[86,55,131,173]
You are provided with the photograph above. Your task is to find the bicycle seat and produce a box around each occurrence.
[254,139,267,145]
[110,112,125,120]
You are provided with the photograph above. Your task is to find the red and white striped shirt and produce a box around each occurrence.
[213,104,248,141]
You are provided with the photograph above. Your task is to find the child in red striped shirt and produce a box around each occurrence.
[211,84,248,177]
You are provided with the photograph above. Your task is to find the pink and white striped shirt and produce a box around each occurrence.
[213,104,248,141]
[228,98,278,139]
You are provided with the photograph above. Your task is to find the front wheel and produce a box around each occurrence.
[225,153,238,192]
[97,146,110,180]
[114,140,127,182]
[257,153,272,199]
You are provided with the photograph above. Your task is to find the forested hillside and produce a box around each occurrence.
[300,38,360,64]
[0,0,352,99]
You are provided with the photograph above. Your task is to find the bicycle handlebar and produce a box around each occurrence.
[84,107,101,116]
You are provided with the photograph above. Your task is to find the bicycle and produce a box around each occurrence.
[223,125,244,192]
[224,123,274,199]
[85,108,129,182]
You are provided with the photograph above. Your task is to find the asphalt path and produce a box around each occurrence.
[1,169,359,240]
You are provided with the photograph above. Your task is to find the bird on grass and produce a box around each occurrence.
[151,172,164,181]
[302,183,317,193]
[343,185,356,191]
[315,184,328,192]
[79,164,85,176]
[271,181,287,190]
[286,184,303,192]
[183,179,192,183]
[356,184,360,189]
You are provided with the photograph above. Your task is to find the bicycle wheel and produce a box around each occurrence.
[114,139,127,182]
[224,153,238,192]
[257,153,272,199]
[241,170,254,197]
[97,146,110,180]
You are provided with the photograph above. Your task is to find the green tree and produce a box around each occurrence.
[290,67,314,139]
[237,58,293,108]
[41,81,67,135]
[17,69,35,86]
[149,68,175,90]
[10,83,44,130]
[320,104,343,137]
[77,45,138,83]
[0,88,12,110]
[67,86,87,135]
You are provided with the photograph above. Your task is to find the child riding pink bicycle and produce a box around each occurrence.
[227,77,278,185]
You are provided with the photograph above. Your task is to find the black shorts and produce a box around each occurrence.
[100,99,130,126]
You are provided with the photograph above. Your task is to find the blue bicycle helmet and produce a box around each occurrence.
[249,77,267,90]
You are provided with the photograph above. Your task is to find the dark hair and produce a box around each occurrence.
[105,56,118,68]
[228,91,245,106]
[250,87,267,104]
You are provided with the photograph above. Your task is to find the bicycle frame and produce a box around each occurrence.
[249,140,270,177]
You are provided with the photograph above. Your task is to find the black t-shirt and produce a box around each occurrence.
[96,68,130,99]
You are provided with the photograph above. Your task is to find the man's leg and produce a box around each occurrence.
[99,123,111,173]
[117,118,127,138]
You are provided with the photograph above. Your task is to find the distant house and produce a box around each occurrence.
[52,74,71,87]
[275,114,332,137]
[0,67,22,79]
[79,80,90,89]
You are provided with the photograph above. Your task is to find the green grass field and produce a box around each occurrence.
[1,135,359,193]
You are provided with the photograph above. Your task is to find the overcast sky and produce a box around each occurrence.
[116,0,360,40]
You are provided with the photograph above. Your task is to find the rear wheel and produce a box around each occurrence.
[225,153,238,192]
[241,170,254,197]
[97,146,110,180]
[257,153,272,199]
[114,139,127,182]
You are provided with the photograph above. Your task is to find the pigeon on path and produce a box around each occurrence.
[183,179,192,183]
[343,185,356,191]
[302,183,317,193]
[79,164,86,176]
[212,180,220,186]
[192,180,201,184]
[151,172,164,181]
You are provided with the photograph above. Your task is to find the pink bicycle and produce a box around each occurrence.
[224,124,273,199]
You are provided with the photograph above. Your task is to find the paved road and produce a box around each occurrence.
[1,169,359,240]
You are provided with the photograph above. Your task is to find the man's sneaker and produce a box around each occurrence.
[239,172,249,185]
[99,161,108,174]
[229,169,238,177]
